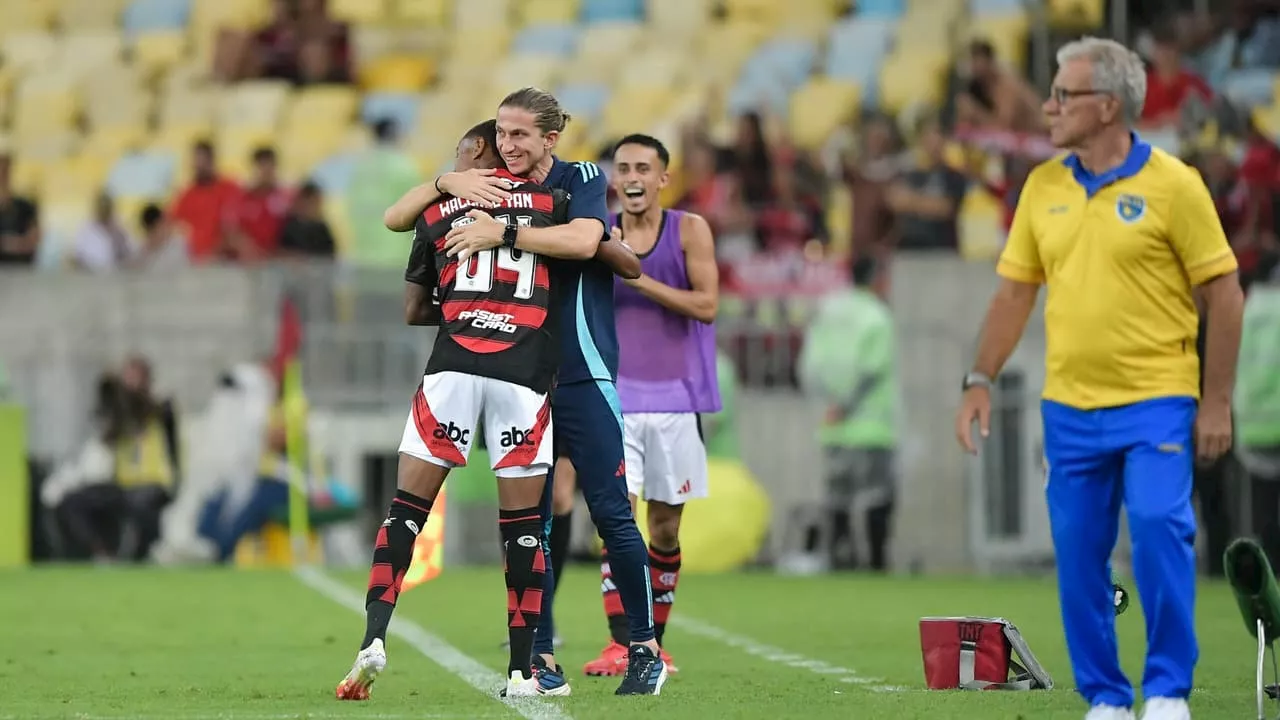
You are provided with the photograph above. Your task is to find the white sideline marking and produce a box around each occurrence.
[294,567,573,720]
[670,614,904,692]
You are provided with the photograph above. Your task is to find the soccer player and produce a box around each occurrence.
[580,134,720,677]
[954,38,1243,720]
[386,88,667,697]
[335,119,589,700]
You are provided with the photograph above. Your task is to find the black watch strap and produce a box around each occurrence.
[502,221,518,248]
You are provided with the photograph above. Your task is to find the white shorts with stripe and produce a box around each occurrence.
[397,371,553,478]
[622,412,709,504]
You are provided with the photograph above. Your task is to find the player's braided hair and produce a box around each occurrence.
[499,87,572,135]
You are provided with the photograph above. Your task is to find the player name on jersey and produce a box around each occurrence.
[425,192,553,225]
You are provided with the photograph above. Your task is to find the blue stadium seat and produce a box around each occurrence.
[310,153,358,195]
[106,152,176,198]
[729,39,818,117]
[512,23,579,57]
[824,18,894,86]
[121,0,191,35]
[360,92,422,132]
[969,0,1024,15]
[581,0,644,23]
[555,83,612,123]
[1222,68,1276,107]
[856,0,905,18]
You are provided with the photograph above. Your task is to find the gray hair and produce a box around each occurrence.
[1056,37,1147,124]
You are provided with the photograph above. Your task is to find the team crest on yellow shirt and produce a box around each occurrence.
[1115,194,1146,223]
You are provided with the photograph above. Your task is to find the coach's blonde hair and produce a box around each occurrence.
[1056,37,1147,124]
[499,87,572,135]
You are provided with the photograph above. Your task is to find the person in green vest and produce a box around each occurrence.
[700,350,740,459]
[1235,285,1280,568]
[797,256,898,571]
[346,119,424,268]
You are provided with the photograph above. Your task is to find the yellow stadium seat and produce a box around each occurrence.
[10,158,44,196]
[218,80,292,131]
[81,126,150,161]
[328,0,389,24]
[488,54,563,96]
[191,0,271,33]
[455,0,511,30]
[825,184,853,255]
[722,0,787,25]
[56,32,124,78]
[215,127,278,180]
[160,87,221,130]
[0,0,56,34]
[359,54,437,92]
[13,80,79,137]
[55,0,128,30]
[577,22,644,62]
[278,127,347,184]
[789,77,861,151]
[285,86,359,131]
[1253,105,1280,141]
[1048,0,1104,30]
[41,156,111,199]
[603,88,673,139]
[513,0,580,25]
[132,31,189,77]
[877,48,949,115]
[959,186,1005,261]
[618,49,685,91]
[2,33,61,74]
[650,0,712,34]
[394,0,450,24]
[965,15,1030,71]
[447,27,513,65]
[14,132,79,166]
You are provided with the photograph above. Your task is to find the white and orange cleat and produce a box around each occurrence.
[582,641,629,677]
[335,638,387,700]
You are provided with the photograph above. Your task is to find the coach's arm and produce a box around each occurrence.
[442,211,600,261]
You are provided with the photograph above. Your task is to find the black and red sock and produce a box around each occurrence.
[500,508,545,679]
[600,548,630,646]
[361,490,432,650]
[649,544,681,647]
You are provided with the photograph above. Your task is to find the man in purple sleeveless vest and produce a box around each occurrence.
[581,134,721,677]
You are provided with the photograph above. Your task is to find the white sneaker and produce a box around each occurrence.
[501,670,540,698]
[1086,704,1136,720]
[335,638,387,700]
[1140,697,1191,720]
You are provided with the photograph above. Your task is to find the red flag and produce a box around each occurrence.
[271,297,303,380]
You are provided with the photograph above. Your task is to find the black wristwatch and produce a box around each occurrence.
[961,371,993,391]
[502,220,518,248]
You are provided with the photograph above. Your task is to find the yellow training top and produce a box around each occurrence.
[997,137,1238,410]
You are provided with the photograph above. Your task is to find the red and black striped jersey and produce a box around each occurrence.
[405,170,569,393]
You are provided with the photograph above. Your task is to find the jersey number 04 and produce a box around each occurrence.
[455,215,537,299]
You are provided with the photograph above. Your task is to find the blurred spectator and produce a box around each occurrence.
[133,204,189,271]
[843,115,900,261]
[755,151,828,254]
[227,147,293,262]
[71,192,134,273]
[955,39,1043,133]
[887,117,968,252]
[1141,22,1213,130]
[675,139,755,259]
[216,0,352,84]
[278,182,337,258]
[1186,3,1280,89]
[347,119,423,267]
[170,141,241,262]
[296,36,348,86]
[0,153,39,266]
[730,112,775,206]
[45,356,178,563]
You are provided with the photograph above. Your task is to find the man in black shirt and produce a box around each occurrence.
[0,154,39,266]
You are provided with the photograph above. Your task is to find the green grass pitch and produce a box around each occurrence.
[0,565,1265,719]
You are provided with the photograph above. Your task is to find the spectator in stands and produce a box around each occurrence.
[278,182,336,258]
[676,138,754,260]
[731,111,775,206]
[0,153,39,266]
[347,119,422,267]
[1141,23,1213,130]
[227,147,293,262]
[170,141,241,262]
[886,117,968,251]
[133,204,188,271]
[296,36,348,86]
[843,115,900,262]
[71,192,134,272]
[756,150,828,255]
[954,39,1044,133]
[47,356,178,563]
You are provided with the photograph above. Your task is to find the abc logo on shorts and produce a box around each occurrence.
[500,427,535,448]
[434,421,470,444]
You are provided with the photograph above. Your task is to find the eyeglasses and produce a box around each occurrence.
[1050,86,1109,105]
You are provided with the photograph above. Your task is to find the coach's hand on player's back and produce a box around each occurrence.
[444,210,505,261]
[439,169,512,207]
[955,387,991,455]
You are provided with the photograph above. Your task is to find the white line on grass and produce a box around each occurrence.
[294,566,573,720]
[670,614,904,692]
